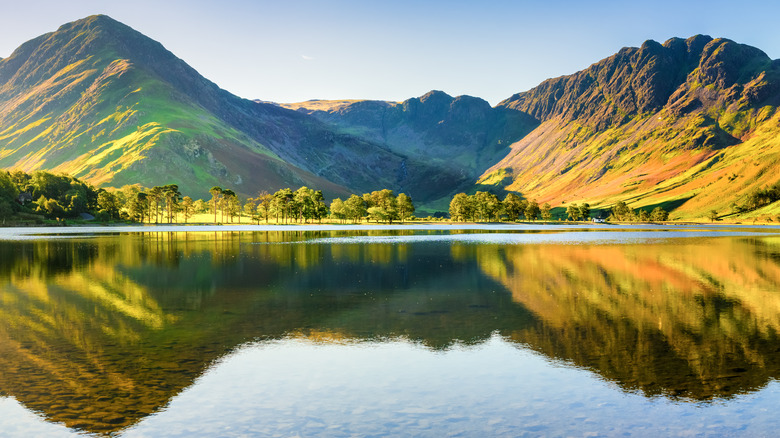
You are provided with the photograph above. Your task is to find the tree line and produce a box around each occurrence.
[731,182,780,214]
[1,170,100,223]
[2,169,674,225]
[449,191,553,222]
[608,201,669,222]
[448,191,669,222]
[0,169,416,225]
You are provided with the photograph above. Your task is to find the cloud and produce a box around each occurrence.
[301,55,315,61]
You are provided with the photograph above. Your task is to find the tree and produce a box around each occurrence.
[127,192,148,222]
[67,192,88,217]
[367,206,390,223]
[449,193,473,222]
[709,209,719,222]
[517,199,529,220]
[639,209,650,222]
[474,191,500,222]
[30,171,69,202]
[256,192,273,223]
[8,170,29,193]
[181,196,195,223]
[210,186,223,224]
[345,194,366,223]
[330,198,346,223]
[397,193,414,222]
[503,193,523,222]
[0,171,19,202]
[650,207,668,222]
[243,197,257,223]
[222,189,239,223]
[611,201,631,221]
[567,203,581,221]
[294,186,316,223]
[97,191,120,221]
[362,192,375,210]
[192,199,207,213]
[162,184,182,223]
[273,188,294,223]
[313,190,328,223]
[148,186,163,223]
[41,197,65,217]
[365,189,398,223]
[525,200,540,221]
[541,203,552,221]
[579,203,591,221]
[0,200,12,224]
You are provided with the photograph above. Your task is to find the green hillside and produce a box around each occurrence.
[0,15,456,202]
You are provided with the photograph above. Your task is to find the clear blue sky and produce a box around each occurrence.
[1,0,779,105]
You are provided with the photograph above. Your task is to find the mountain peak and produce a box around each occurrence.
[685,34,714,51]
[419,90,453,104]
[497,35,776,129]
[58,14,119,29]
[0,14,165,87]
[51,14,138,49]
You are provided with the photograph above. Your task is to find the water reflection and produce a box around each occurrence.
[465,238,780,400]
[0,230,779,435]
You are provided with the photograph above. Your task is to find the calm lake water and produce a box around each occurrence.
[1,224,780,436]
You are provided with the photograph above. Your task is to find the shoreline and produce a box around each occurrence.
[2,221,780,238]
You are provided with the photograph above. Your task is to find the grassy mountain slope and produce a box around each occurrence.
[487,36,780,219]
[0,15,454,201]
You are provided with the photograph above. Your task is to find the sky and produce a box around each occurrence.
[1,0,779,105]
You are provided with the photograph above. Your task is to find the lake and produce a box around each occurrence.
[1,224,779,436]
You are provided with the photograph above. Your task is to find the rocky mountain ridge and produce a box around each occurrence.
[479,35,780,218]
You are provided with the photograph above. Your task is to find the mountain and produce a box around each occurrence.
[487,36,780,218]
[281,36,780,218]
[281,91,538,208]
[3,16,780,218]
[0,15,460,202]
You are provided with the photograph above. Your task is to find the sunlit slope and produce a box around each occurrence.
[487,36,780,219]
[0,15,449,200]
[279,99,371,112]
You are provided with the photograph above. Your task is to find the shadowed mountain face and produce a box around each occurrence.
[0,15,461,202]
[282,91,539,204]
[2,230,780,434]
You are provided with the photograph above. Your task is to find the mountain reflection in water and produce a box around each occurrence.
[0,229,779,435]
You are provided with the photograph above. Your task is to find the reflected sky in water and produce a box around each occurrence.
[122,336,779,437]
